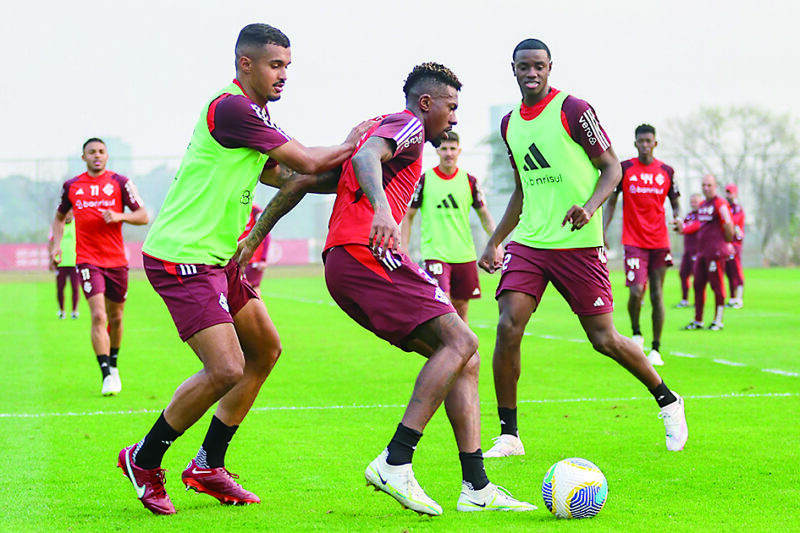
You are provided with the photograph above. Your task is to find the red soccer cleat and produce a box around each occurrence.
[117,445,176,515]
[181,459,260,505]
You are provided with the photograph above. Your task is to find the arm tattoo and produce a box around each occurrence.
[246,181,306,246]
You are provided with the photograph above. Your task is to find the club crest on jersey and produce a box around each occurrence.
[102,183,114,196]
[83,281,92,293]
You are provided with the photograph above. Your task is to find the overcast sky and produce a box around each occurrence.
[2,0,797,167]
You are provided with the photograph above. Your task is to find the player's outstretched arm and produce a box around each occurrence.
[266,120,374,176]
[49,211,67,265]
[351,136,397,258]
[479,170,523,273]
[719,202,735,242]
[563,147,621,231]
[234,167,342,268]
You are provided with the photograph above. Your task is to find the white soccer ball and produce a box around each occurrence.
[541,457,608,519]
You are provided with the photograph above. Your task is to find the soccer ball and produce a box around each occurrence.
[541,457,608,519]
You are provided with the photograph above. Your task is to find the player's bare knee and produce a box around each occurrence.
[496,313,525,346]
[588,329,617,357]
[462,351,480,377]
[629,284,645,301]
[207,357,245,392]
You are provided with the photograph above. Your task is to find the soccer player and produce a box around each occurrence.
[50,138,149,396]
[117,24,372,516]
[603,124,680,367]
[478,39,688,458]
[680,174,734,330]
[675,193,703,308]
[319,63,535,515]
[724,183,745,308]
[240,204,271,296]
[400,131,497,324]
[49,209,80,320]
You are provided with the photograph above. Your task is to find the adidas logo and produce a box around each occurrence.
[472,288,480,296]
[436,194,459,209]
[593,297,604,307]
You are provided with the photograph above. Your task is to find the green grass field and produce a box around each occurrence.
[2,267,799,532]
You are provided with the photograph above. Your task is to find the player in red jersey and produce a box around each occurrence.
[239,204,271,296]
[674,193,703,307]
[50,138,149,396]
[677,174,734,330]
[603,124,680,366]
[724,183,745,308]
[241,62,535,515]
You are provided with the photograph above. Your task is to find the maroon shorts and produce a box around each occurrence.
[324,245,456,347]
[496,242,614,316]
[423,259,481,300]
[76,264,129,303]
[623,245,673,287]
[244,264,265,288]
[143,254,258,342]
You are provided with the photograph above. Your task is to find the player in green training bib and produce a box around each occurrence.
[118,23,372,516]
[401,132,497,323]
[478,38,688,459]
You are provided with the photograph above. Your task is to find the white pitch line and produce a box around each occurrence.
[713,359,748,367]
[762,368,800,377]
[1,392,797,419]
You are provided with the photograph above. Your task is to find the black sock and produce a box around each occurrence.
[196,416,238,468]
[498,407,518,436]
[632,328,642,336]
[133,412,183,469]
[652,340,661,352]
[649,381,677,408]
[109,347,119,369]
[386,423,422,466]
[96,355,110,378]
[459,450,489,491]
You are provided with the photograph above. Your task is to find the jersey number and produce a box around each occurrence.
[428,262,443,275]
[80,268,91,281]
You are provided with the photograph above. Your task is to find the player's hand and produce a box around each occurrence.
[369,209,400,259]
[253,262,268,271]
[344,119,378,149]
[478,242,504,274]
[233,237,258,270]
[671,218,684,233]
[562,205,592,231]
[101,209,122,223]
[734,226,743,240]
[50,247,62,266]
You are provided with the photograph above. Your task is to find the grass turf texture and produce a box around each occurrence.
[1,267,798,532]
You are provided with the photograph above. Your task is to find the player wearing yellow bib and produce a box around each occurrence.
[401,132,496,323]
[479,38,688,457]
[48,210,80,320]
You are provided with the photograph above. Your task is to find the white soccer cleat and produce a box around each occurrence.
[647,349,665,366]
[457,482,537,512]
[708,321,724,331]
[632,334,645,349]
[364,449,442,516]
[675,300,690,308]
[110,367,122,392]
[483,434,525,458]
[658,394,688,451]
[102,370,122,397]
[682,321,704,330]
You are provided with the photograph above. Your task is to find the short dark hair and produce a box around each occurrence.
[513,39,551,61]
[635,123,656,137]
[402,62,462,99]
[439,131,459,144]
[82,138,105,151]
[235,23,290,59]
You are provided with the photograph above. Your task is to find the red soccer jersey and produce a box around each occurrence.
[681,209,701,255]
[325,110,424,249]
[58,170,143,267]
[728,201,745,242]
[696,196,732,258]
[618,158,678,249]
